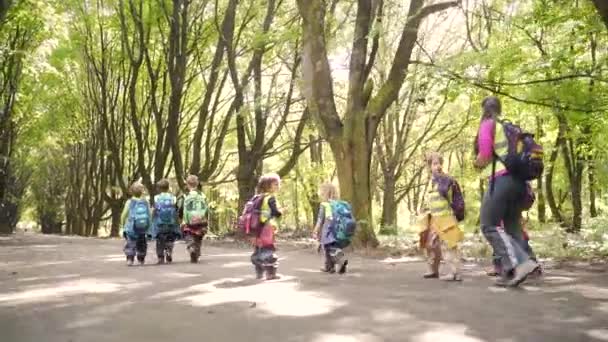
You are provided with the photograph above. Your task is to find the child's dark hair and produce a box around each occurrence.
[474,96,502,155]
[256,173,281,194]
[426,152,443,167]
[157,179,170,192]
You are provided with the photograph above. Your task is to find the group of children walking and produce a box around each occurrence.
[119,96,542,288]
[120,171,355,281]
[121,175,209,266]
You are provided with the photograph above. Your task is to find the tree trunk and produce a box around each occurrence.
[110,200,123,237]
[536,116,546,222]
[380,173,397,228]
[333,142,378,248]
[546,131,564,223]
[589,161,598,217]
[592,0,608,31]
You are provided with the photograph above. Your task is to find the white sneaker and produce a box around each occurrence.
[508,260,538,287]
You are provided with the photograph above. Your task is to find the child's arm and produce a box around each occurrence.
[313,204,325,240]
[268,197,282,218]
[120,200,130,228]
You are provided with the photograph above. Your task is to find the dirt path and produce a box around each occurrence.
[0,233,607,342]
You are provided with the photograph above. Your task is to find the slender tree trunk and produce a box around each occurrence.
[534,115,545,222]
[589,160,598,217]
[546,131,564,223]
[380,173,397,228]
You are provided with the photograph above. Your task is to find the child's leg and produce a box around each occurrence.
[156,234,166,263]
[250,247,264,279]
[424,234,441,278]
[165,234,175,262]
[135,235,147,264]
[322,243,336,272]
[262,248,279,280]
[124,237,136,265]
[440,242,462,281]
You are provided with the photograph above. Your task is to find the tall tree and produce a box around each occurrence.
[297,0,458,246]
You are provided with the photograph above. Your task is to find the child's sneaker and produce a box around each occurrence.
[440,273,462,282]
[338,260,348,274]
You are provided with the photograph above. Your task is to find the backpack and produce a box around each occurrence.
[328,200,357,248]
[183,191,208,226]
[237,194,265,237]
[496,120,544,181]
[448,179,465,222]
[154,194,177,229]
[129,199,150,233]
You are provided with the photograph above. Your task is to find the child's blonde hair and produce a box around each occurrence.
[130,182,145,197]
[256,173,281,194]
[319,183,338,202]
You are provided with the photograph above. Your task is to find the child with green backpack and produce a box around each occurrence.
[121,182,152,266]
[313,183,356,274]
[152,179,180,265]
[177,175,209,263]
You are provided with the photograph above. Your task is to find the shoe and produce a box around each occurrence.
[157,257,165,265]
[265,267,280,280]
[320,266,336,274]
[423,272,439,279]
[126,256,134,267]
[165,251,172,264]
[494,276,510,287]
[338,260,348,274]
[440,273,462,282]
[508,260,538,287]
[137,256,145,266]
[486,268,500,277]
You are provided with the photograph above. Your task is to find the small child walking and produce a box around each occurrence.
[152,179,180,265]
[418,152,465,281]
[177,175,209,263]
[313,183,348,274]
[250,173,283,280]
[122,182,152,266]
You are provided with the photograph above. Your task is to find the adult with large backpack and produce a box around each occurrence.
[474,96,540,287]
[177,175,209,263]
[151,179,181,265]
[313,183,356,274]
[121,182,152,266]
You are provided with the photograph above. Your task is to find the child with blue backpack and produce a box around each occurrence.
[313,183,355,274]
[177,175,209,263]
[152,179,180,265]
[418,152,465,281]
[121,182,152,266]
